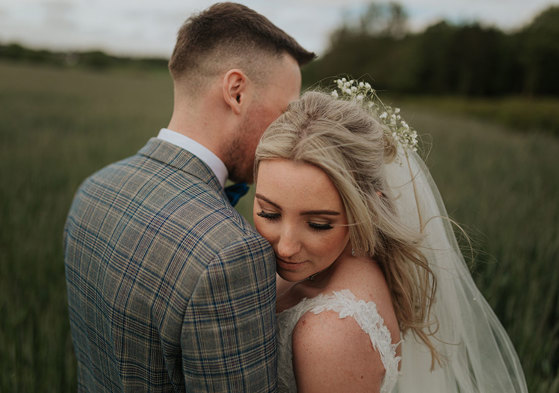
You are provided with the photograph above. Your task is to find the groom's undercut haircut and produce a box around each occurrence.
[168,2,314,88]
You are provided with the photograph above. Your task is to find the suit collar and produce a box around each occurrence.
[138,138,223,193]
[156,129,228,187]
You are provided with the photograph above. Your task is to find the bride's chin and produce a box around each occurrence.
[277,269,305,283]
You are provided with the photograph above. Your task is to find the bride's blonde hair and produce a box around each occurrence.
[255,91,440,365]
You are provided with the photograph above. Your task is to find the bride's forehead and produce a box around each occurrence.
[258,159,331,187]
[256,159,343,204]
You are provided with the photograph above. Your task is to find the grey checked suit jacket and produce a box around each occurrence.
[64,138,277,392]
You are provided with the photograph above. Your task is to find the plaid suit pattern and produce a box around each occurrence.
[64,138,277,392]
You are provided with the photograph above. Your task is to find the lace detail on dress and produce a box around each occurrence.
[277,289,400,393]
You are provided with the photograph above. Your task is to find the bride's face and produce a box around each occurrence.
[253,159,350,282]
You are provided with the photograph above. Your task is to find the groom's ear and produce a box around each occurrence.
[222,69,248,115]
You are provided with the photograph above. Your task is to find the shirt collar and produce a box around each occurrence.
[157,128,228,188]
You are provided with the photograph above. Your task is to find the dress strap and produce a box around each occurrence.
[307,290,401,393]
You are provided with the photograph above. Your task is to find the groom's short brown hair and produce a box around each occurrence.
[168,2,314,84]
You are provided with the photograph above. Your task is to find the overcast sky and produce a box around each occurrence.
[1,0,557,57]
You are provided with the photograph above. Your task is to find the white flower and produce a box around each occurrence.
[330,78,419,153]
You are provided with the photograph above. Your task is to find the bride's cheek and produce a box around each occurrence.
[255,220,276,245]
[325,229,349,252]
[316,233,342,251]
[254,219,268,238]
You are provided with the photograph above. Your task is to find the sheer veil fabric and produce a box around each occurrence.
[386,149,528,393]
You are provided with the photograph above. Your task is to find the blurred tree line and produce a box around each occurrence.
[303,3,559,97]
[0,44,167,71]
[1,2,558,97]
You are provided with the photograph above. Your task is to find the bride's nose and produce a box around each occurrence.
[275,224,301,258]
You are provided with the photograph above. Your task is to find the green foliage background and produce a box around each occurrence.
[304,5,559,98]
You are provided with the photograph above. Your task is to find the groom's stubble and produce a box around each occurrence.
[225,54,302,183]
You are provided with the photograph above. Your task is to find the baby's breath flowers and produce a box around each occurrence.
[331,78,418,153]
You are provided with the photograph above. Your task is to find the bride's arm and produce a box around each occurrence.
[291,310,385,393]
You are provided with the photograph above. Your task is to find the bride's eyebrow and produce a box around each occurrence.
[255,194,341,216]
[255,193,281,210]
[301,210,340,216]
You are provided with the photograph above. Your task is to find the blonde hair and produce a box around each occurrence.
[255,91,440,365]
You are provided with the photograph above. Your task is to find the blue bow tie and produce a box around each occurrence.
[224,182,249,206]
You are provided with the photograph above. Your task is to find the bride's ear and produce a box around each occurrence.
[222,69,248,115]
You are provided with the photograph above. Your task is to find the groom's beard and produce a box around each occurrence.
[224,118,259,184]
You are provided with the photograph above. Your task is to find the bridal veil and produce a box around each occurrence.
[385,149,528,393]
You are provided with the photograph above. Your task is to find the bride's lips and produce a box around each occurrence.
[276,257,306,270]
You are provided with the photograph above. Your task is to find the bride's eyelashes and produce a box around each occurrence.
[256,211,280,221]
[307,222,333,231]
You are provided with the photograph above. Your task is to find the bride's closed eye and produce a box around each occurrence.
[256,211,280,220]
[256,210,334,231]
[307,221,333,231]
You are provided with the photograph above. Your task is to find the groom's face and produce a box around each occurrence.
[230,54,302,183]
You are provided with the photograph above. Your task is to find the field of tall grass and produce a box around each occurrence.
[1,61,558,392]
[399,95,559,137]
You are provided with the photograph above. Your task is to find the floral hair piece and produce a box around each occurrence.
[331,78,418,153]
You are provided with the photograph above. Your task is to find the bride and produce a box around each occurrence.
[252,82,528,393]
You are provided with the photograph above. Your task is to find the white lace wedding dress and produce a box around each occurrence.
[276,289,400,393]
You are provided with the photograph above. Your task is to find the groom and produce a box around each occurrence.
[63,3,314,392]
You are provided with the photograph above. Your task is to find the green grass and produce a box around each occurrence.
[398,95,559,137]
[0,61,172,391]
[1,61,558,392]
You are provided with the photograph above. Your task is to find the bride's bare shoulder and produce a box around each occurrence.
[292,303,385,392]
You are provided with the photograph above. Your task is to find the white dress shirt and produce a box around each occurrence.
[157,128,228,188]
